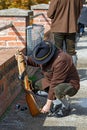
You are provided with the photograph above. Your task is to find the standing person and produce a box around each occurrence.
[15,41,80,117]
[47,0,83,66]
[78,0,86,37]
[78,22,85,37]
[78,0,87,35]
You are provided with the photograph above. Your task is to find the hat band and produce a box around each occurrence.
[34,48,52,61]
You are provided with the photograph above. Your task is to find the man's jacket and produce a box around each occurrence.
[27,50,80,100]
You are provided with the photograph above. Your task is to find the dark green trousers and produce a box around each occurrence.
[54,32,76,55]
[35,79,78,99]
[54,83,78,99]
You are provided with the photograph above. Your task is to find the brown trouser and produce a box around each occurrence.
[54,32,76,55]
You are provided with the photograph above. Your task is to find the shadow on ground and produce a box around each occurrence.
[0,68,87,130]
[0,91,77,130]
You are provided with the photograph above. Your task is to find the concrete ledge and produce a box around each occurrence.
[31,4,49,10]
[0,8,33,17]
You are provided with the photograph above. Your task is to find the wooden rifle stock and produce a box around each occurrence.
[16,50,41,116]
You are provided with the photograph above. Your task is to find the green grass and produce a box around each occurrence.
[29,75,37,82]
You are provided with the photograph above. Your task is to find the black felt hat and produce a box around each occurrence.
[31,41,56,64]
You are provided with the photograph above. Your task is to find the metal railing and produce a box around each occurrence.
[0,13,50,31]
[0,22,13,31]
[30,13,51,26]
[27,13,51,55]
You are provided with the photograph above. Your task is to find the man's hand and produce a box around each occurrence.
[15,50,22,61]
[15,50,27,61]
[41,99,52,113]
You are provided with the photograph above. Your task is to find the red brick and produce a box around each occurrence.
[0,36,17,41]
[14,22,26,27]
[7,41,25,47]
[8,31,25,36]
[0,42,6,46]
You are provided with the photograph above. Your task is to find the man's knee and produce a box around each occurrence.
[54,83,67,99]
[54,83,78,99]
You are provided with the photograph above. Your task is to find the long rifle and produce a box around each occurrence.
[16,50,41,116]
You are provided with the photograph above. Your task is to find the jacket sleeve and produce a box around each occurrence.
[47,0,59,19]
[48,60,70,100]
[27,56,39,67]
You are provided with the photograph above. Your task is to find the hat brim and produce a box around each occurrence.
[31,44,56,65]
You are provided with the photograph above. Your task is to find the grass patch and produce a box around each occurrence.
[29,75,37,82]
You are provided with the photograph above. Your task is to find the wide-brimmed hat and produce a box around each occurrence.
[31,41,56,64]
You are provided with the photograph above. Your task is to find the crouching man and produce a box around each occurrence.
[15,41,80,117]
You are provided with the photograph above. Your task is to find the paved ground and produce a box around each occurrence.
[0,28,87,130]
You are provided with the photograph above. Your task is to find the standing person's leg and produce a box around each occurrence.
[66,33,77,66]
[80,23,85,36]
[78,23,84,37]
[54,33,64,50]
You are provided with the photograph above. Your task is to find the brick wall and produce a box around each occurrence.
[0,49,21,116]
[31,4,54,43]
[0,5,52,117]
[0,17,26,48]
[0,8,33,48]
[31,4,51,33]
[0,8,33,117]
